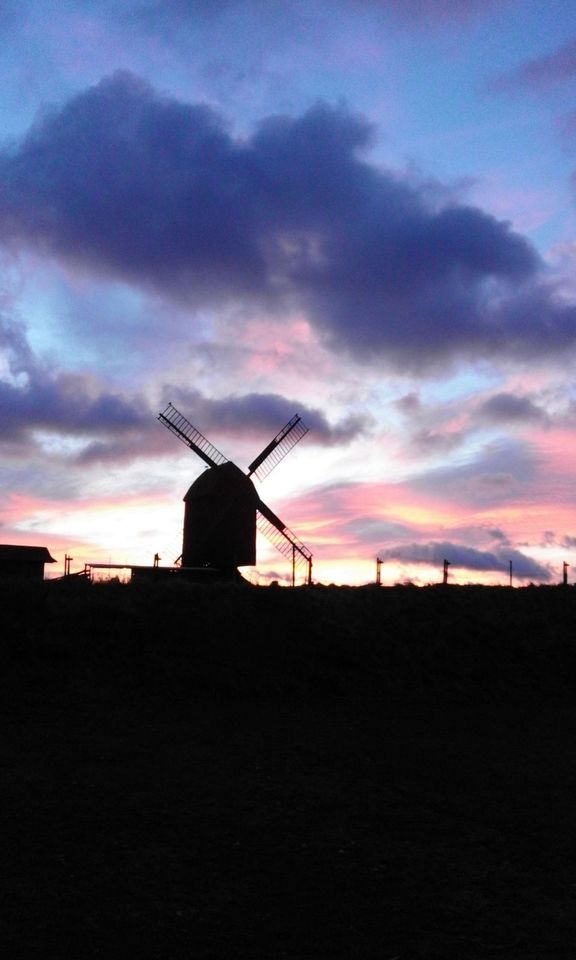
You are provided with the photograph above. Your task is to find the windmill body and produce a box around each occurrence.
[183,462,258,574]
[159,403,313,584]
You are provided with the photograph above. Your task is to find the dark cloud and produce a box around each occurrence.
[0,315,151,447]
[75,435,158,465]
[487,527,508,542]
[0,376,148,441]
[163,387,370,447]
[0,313,181,468]
[380,540,551,581]
[409,427,465,456]
[2,71,575,370]
[477,392,548,426]
[0,72,267,299]
[394,391,422,414]
[489,38,576,93]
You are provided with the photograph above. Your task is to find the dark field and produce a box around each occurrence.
[3,581,576,958]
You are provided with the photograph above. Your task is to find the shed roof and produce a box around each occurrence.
[0,545,56,563]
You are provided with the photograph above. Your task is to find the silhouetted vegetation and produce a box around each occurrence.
[5,580,576,958]
[4,579,576,702]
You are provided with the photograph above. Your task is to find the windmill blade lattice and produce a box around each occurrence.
[158,403,228,468]
[248,415,308,482]
[257,498,312,583]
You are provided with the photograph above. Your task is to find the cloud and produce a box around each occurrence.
[391,391,473,457]
[0,314,366,462]
[489,38,576,93]
[0,71,267,299]
[394,391,422,414]
[409,427,466,456]
[1,71,576,371]
[487,527,508,543]
[341,516,416,542]
[477,392,549,426]
[131,0,511,30]
[0,375,148,441]
[1,301,371,475]
[350,0,513,25]
[380,540,552,581]
[163,387,370,446]
[0,314,151,448]
[408,439,537,507]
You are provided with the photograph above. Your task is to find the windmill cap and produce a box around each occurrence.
[183,461,259,502]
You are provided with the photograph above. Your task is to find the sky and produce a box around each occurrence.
[2,0,576,585]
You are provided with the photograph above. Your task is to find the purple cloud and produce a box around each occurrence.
[1,71,575,371]
[352,0,513,25]
[394,391,422,414]
[380,540,552,581]
[408,439,537,507]
[0,314,151,447]
[0,315,367,461]
[408,427,466,456]
[490,37,576,93]
[477,392,548,425]
[163,387,370,446]
[487,528,508,543]
[132,0,511,29]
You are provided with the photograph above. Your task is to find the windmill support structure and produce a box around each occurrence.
[256,501,312,585]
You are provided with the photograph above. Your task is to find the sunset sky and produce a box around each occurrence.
[3,0,576,585]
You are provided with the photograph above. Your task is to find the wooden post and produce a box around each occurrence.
[443,559,450,585]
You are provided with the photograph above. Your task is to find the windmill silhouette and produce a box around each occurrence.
[158,403,313,584]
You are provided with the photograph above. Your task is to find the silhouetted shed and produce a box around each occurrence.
[0,545,56,580]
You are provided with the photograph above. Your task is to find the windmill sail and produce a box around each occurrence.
[158,403,228,468]
[257,497,313,583]
[158,402,312,583]
[248,415,308,481]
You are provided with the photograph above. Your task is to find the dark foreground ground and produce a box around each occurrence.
[3,581,576,958]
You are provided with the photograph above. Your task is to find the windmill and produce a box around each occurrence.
[158,403,313,585]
